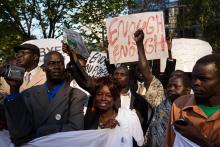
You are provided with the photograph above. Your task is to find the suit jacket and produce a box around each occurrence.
[0,66,46,95]
[4,82,86,146]
[20,66,46,92]
[0,77,10,98]
[115,90,153,135]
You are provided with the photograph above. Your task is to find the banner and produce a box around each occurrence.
[160,38,212,72]
[23,39,70,66]
[86,52,109,77]
[0,109,143,147]
[0,128,129,147]
[106,11,168,64]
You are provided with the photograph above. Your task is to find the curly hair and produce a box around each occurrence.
[94,76,120,101]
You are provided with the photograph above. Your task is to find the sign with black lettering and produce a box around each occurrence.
[23,39,70,66]
[86,52,109,77]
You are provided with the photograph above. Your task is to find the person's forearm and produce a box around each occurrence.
[168,50,172,59]
[105,59,116,75]
[74,61,93,94]
[137,42,153,86]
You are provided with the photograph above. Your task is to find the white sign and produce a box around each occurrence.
[86,52,109,77]
[0,128,131,147]
[23,39,70,66]
[160,38,212,72]
[106,11,168,64]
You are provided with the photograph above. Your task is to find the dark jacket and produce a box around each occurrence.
[4,82,86,146]
[159,58,176,89]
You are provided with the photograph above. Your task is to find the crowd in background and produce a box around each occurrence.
[0,29,220,147]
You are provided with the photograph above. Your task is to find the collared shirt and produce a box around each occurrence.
[45,81,65,102]
[24,66,39,81]
[137,81,146,94]
[165,94,220,147]
[0,77,8,102]
[5,93,20,101]
[120,90,131,109]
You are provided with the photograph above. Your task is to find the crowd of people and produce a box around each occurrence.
[0,29,220,147]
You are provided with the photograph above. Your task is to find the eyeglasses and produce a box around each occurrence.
[15,50,33,57]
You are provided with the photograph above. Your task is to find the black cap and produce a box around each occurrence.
[14,43,40,56]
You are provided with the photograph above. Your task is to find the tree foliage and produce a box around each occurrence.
[178,0,220,52]
[0,20,24,60]
[0,0,133,58]
[69,0,133,52]
[0,0,77,39]
[129,0,166,13]
[0,0,78,59]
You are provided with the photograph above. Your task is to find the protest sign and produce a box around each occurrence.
[160,38,212,72]
[106,11,168,64]
[86,52,109,77]
[63,28,89,59]
[23,39,70,66]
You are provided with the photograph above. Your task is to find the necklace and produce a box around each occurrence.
[99,111,116,129]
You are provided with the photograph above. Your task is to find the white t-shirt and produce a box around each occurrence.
[120,90,131,109]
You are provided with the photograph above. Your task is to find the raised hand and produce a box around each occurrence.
[62,41,71,55]
[134,29,144,45]
[62,41,78,63]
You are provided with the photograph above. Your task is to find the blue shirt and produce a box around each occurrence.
[45,81,65,102]
[5,93,20,101]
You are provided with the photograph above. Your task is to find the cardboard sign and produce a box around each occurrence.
[86,52,109,78]
[160,38,212,72]
[23,39,70,66]
[63,28,89,59]
[106,11,168,64]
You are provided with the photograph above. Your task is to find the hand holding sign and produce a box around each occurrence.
[62,41,70,54]
[63,28,89,59]
[62,41,78,63]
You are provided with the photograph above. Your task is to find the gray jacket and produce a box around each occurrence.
[5,82,86,146]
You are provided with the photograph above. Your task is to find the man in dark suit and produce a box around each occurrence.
[113,66,153,135]
[4,51,86,146]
